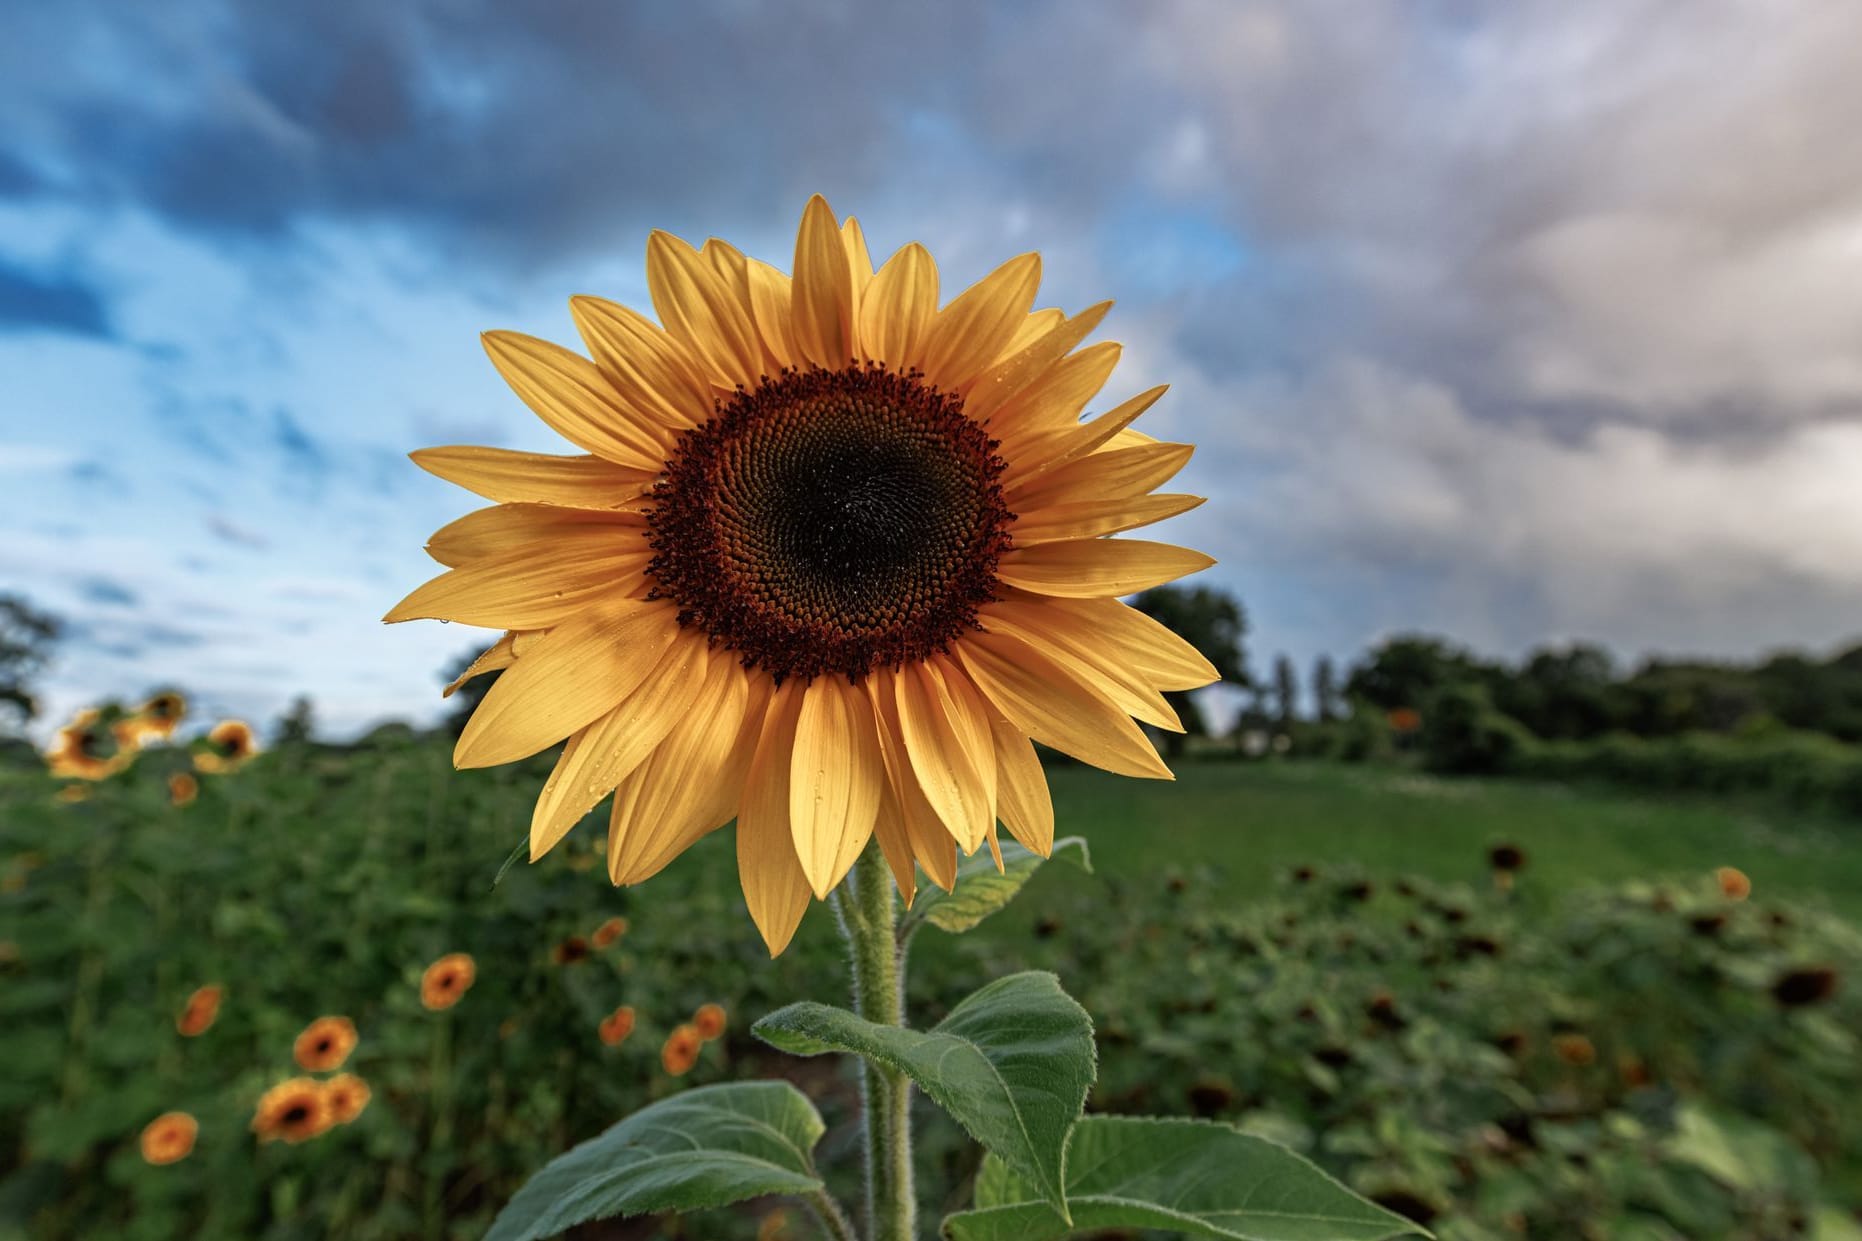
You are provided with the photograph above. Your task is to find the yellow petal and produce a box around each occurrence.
[954,628,1171,780]
[991,719,1054,856]
[893,660,995,852]
[1003,385,1170,487]
[384,529,651,628]
[981,601,1181,731]
[1008,441,1195,510]
[866,671,959,891]
[442,632,520,698]
[737,680,814,956]
[997,538,1215,598]
[610,659,766,884]
[791,195,855,368]
[965,302,1112,420]
[746,258,800,373]
[646,230,762,391]
[454,601,678,769]
[1034,596,1221,691]
[991,342,1123,457]
[528,634,711,860]
[426,504,644,568]
[871,778,918,908]
[704,237,764,378]
[569,295,715,430]
[843,217,875,346]
[860,243,939,372]
[1012,494,1205,545]
[481,331,672,470]
[790,677,883,897]
[410,447,655,509]
[919,252,1041,391]
[1003,307,1066,357]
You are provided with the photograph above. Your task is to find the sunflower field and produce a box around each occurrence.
[1,723,1859,1240]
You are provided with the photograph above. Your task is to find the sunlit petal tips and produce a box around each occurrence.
[389,197,1216,954]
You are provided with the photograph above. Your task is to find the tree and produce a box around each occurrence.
[1272,655,1298,727]
[1313,655,1340,723]
[1345,634,1487,713]
[277,695,317,745]
[0,594,62,735]
[1131,586,1249,759]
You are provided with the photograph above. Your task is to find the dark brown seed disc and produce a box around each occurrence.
[646,363,1014,682]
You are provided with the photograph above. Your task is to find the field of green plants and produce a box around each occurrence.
[3,735,1860,1240]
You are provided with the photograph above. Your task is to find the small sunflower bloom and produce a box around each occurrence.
[118,690,189,747]
[551,935,591,965]
[194,719,260,774]
[1387,707,1422,734]
[293,1015,358,1072]
[45,709,134,781]
[421,953,476,1011]
[1716,866,1751,902]
[322,1073,371,1125]
[252,1078,332,1144]
[598,1005,636,1046]
[139,1111,198,1165]
[176,985,223,1037]
[386,197,1219,955]
[591,916,629,948]
[1551,1033,1597,1067]
[692,1002,727,1042]
[662,1023,702,1075]
[168,772,199,807]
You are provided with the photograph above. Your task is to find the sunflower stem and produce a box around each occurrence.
[840,848,914,1241]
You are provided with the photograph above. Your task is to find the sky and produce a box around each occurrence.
[5,0,1862,740]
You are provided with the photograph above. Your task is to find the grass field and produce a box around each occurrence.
[1041,758,1862,920]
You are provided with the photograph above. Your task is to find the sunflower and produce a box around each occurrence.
[1716,866,1751,902]
[322,1073,372,1124]
[119,690,189,748]
[194,719,260,774]
[293,1015,358,1072]
[661,1023,702,1075]
[45,709,134,781]
[176,984,223,1037]
[252,1077,332,1144]
[550,935,591,966]
[168,772,200,807]
[139,1111,198,1165]
[420,953,476,1011]
[692,1002,727,1042]
[597,1005,636,1046]
[387,196,1218,955]
[591,915,629,948]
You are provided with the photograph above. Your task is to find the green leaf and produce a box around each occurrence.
[905,836,1092,934]
[755,970,1094,1220]
[485,1082,826,1241]
[943,1116,1429,1241]
[1666,1104,1816,1197]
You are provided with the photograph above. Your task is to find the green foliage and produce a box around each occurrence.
[1513,727,1862,815]
[484,1083,825,1241]
[1344,636,1485,714]
[944,1116,1425,1241]
[756,972,1095,1218]
[1418,684,1534,775]
[903,837,1091,936]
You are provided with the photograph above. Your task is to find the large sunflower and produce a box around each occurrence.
[389,197,1217,954]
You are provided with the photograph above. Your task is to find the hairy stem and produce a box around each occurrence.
[839,849,914,1241]
[805,1187,861,1241]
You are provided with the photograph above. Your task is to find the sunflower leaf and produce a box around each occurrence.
[904,836,1091,935]
[484,1082,826,1241]
[942,1115,1431,1241]
[753,970,1094,1221]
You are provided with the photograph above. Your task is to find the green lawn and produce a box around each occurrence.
[1039,758,1862,921]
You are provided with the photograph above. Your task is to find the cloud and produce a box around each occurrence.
[0,255,113,338]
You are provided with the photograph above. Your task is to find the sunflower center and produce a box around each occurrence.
[647,364,1013,682]
[282,1105,308,1125]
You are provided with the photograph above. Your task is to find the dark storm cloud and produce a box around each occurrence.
[0,256,114,338]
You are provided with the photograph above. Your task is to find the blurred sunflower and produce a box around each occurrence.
[176,984,223,1037]
[194,720,260,774]
[1716,866,1751,901]
[118,690,188,748]
[550,935,591,965]
[692,1002,727,1041]
[420,953,476,1010]
[45,709,134,781]
[661,1023,702,1075]
[597,1005,635,1046]
[591,915,629,948]
[322,1073,371,1124]
[168,772,199,807]
[388,196,1218,954]
[139,1111,198,1165]
[251,1078,331,1144]
[293,1015,358,1072]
